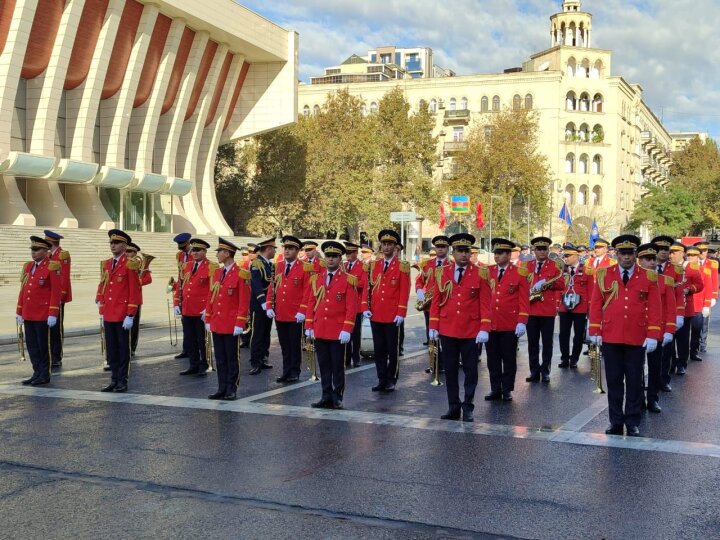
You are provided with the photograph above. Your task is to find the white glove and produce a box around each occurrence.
[589,335,602,346]
[95,301,100,307]
[644,338,658,353]
[515,323,526,337]
[16,315,23,325]
[122,316,133,330]
[363,310,372,319]
[712,299,717,308]
[428,329,439,341]
[99,316,103,326]
[200,310,206,322]
[702,307,711,318]
[662,332,673,346]
[676,315,684,329]
[416,289,425,302]
[205,323,211,332]
[233,326,243,336]
[394,315,405,327]
[305,329,314,339]
[339,331,351,344]
[476,330,489,344]
[47,316,57,327]
[266,308,276,319]
[295,312,305,323]
[174,305,181,316]
[262,302,269,310]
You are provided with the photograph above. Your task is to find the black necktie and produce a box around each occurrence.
[383,261,389,273]
[327,272,334,287]
[221,267,228,282]
[32,262,38,275]
[536,261,543,274]
[657,264,662,273]
[570,267,575,276]
[457,267,465,284]
[498,268,505,282]
[623,269,629,285]
[285,262,290,276]
[112,259,117,271]
[347,262,353,272]
[192,262,199,275]
[436,259,441,267]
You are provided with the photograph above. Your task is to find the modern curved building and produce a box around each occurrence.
[0,0,297,234]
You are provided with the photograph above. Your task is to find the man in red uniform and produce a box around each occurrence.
[174,238,216,376]
[364,229,410,392]
[588,235,662,437]
[695,240,718,354]
[686,245,713,363]
[173,232,193,359]
[558,242,591,369]
[304,241,359,409]
[585,238,615,271]
[266,235,311,383]
[204,238,250,400]
[428,233,492,422]
[17,236,61,385]
[636,243,676,413]
[669,242,704,376]
[415,235,451,349]
[96,229,141,393]
[45,230,70,369]
[484,239,530,402]
[125,242,152,358]
[343,241,369,368]
[301,240,325,274]
[523,236,564,383]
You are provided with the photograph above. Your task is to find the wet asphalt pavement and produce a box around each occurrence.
[1,313,719,539]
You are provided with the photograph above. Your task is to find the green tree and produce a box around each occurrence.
[627,183,700,237]
[214,141,254,234]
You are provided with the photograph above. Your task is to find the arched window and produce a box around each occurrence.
[565,153,575,173]
[592,154,602,174]
[313,104,320,116]
[525,94,533,110]
[370,101,378,114]
[419,99,426,111]
[580,58,590,78]
[579,92,590,112]
[449,97,457,111]
[460,97,468,110]
[592,93,604,113]
[592,124,604,143]
[513,94,521,110]
[578,185,588,205]
[565,184,575,205]
[360,103,367,117]
[560,22,566,45]
[565,122,576,141]
[569,22,577,46]
[492,95,500,111]
[578,123,589,142]
[566,91,577,111]
[429,99,437,113]
[592,185,602,206]
[481,96,489,112]
[579,154,589,174]
[302,105,310,117]
[567,57,577,77]
[591,60,602,79]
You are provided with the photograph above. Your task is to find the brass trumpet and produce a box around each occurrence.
[304,336,319,381]
[17,322,26,362]
[428,338,443,386]
[415,292,432,311]
[589,343,606,394]
[166,299,178,347]
[100,318,106,366]
[205,330,215,372]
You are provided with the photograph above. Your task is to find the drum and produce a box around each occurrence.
[360,317,374,358]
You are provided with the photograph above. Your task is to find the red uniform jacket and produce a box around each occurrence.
[674,263,704,317]
[524,259,565,317]
[658,274,678,335]
[558,263,591,314]
[174,259,217,317]
[205,263,250,334]
[428,264,492,338]
[588,265,662,345]
[344,259,369,314]
[17,258,61,321]
[49,247,72,303]
[691,263,713,313]
[414,257,451,311]
[659,263,686,317]
[304,257,325,275]
[367,257,411,323]
[488,264,530,331]
[701,258,718,300]
[585,255,616,271]
[266,259,311,322]
[96,254,141,322]
[304,269,358,340]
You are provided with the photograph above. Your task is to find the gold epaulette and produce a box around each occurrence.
[127,259,140,270]
[711,260,719,269]
[239,268,251,280]
[585,266,595,276]
[554,258,565,271]
[704,267,712,276]
[319,259,327,268]
[673,263,684,274]
[517,265,529,277]
[645,268,658,282]
[417,260,427,270]
[251,259,265,270]
[478,265,490,280]
[609,259,618,266]
[303,263,314,272]
[208,262,219,273]
[663,275,675,287]
[399,261,410,274]
[48,261,61,272]
[689,262,700,271]
[59,249,70,261]
[596,267,607,283]
[347,274,357,287]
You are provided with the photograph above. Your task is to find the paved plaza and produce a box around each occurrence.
[1,312,719,539]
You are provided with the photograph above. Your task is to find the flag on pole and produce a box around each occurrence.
[439,203,446,229]
[558,202,572,226]
[450,195,471,213]
[476,203,484,228]
[589,218,600,247]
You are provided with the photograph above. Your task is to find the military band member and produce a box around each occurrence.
[428,233,491,422]
[204,239,250,400]
[17,236,61,385]
[524,236,564,383]
[485,239,529,401]
[266,236,310,383]
[669,243,703,376]
[558,243,590,368]
[415,235,451,350]
[174,238,215,376]
[686,245,713,363]
[343,241,369,368]
[588,235,662,437]
[125,242,152,357]
[301,240,325,274]
[636,244,676,413]
[249,238,276,374]
[695,240,718,354]
[510,245,521,266]
[364,229,410,392]
[304,241,359,409]
[45,230,70,369]
[359,245,374,265]
[239,245,255,349]
[586,238,615,270]
[173,232,193,360]
[96,229,141,393]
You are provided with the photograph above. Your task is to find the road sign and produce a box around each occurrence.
[450,195,470,213]
[389,211,417,222]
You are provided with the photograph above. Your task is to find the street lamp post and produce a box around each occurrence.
[489,195,501,249]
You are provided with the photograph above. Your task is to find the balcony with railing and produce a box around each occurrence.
[405,59,422,72]
[443,109,470,125]
[444,141,468,154]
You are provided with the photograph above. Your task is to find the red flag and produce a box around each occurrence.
[439,204,446,229]
[476,203,484,228]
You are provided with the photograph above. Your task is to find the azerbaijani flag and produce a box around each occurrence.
[450,195,470,214]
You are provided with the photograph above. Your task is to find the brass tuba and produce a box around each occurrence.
[136,253,155,277]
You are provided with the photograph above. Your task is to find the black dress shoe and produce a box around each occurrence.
[605,425,624,435]
[569,361,578,368]
[174,352,189,359]
[691,355,702,362]
[30,378,50,386]
[103,365,111,372]
[583,349,589,355]
[502,392,513,402]
[371,384,386,392]
[208,391,225,400]
[286,376,300,382]
[525,374,540,382]
[276,376,288,383]
[422,341,429,346]
[114,384,128,393]
[383,384,396,392]
[222,393,237,401]
[249,367,262,375]
[484,391,502,401]
[462,411,474,422]
[21,377,36,386]
[558,361,570,368]
[311,400,333,409]
[626,426,641,437]
[195,370,208,377]
[101,383,117,392]
[661,383,672,392]
[647,400,662,413]
[440,410,461,420]
[541,374,550,383]
[677,366,686,376]
[333,401,344,410]
[424,367,432,374]
[260,363,273,370]
[51,362,62,368]
[179,368,199,376]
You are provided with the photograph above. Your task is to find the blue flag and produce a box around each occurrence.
[558,202,572,226]
[589,218,600,247]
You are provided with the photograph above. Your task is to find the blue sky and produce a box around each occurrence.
[240,0,719,142]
